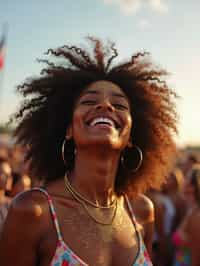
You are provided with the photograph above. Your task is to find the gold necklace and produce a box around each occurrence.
[64,173,117,209]
[64,174,118,225]
[81,198,118,226]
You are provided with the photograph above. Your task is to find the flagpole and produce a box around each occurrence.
[0,22,8,120]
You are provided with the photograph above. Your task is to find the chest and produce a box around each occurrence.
[39,204,141,266]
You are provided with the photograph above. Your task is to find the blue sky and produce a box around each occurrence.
[0,0,200,146]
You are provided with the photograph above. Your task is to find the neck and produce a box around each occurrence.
[70,149,120,206]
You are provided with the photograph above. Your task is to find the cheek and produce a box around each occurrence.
[127,115,132,132]
[123,115,132,137]
[72,107,82,126]
[71,110,87,143]
[118,115,132,148]
[72,105,88,128]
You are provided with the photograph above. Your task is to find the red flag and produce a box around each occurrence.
[0,33,5,70]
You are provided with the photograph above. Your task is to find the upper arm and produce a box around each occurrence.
[132,194,155,256]
[140,196,155,256]
[0,192,45,266]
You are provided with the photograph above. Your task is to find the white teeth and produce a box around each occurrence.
[90,117,115,127]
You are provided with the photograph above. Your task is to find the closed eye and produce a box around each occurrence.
[113,103,129,110]
[80,100,97,105]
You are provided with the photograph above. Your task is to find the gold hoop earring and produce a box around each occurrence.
[62,139,67,166]
[121,145,143,173]
[61,138,76,168]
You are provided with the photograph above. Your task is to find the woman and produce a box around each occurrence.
[173,164,200,266]
[0,38,177,265]
[150,168,186,266]
[164,168,186,232]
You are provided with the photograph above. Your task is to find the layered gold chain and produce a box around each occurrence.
[64,173,118,225]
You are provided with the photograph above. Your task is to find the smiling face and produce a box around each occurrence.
[67,80,132,151]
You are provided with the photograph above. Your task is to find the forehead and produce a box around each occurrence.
[81,80,127,98]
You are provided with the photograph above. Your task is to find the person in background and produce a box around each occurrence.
[163,168,186,233]
[0,37,177,266]
[181,154,199,179]
[148,186,175,266]
[8,172,31,198]
[153,168,187,266]
[9,144,26,174]
[173,164,200,266]
[0,157,12,232]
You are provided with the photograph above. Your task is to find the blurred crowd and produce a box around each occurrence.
[148,153,200,266]
[0,134,200,266]
[0,140,31,231]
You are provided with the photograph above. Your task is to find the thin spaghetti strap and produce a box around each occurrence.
[31,187,63,241]
[124,194,140,233]
[124,194,142,264]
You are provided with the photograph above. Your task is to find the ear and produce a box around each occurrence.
[66,125,73,140]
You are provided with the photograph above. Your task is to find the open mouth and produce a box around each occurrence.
[87,116,120,129]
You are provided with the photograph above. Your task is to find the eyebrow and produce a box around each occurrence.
[82,89,127,99]
[82,89,98,95]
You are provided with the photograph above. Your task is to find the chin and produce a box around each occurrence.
[88,137,125,151]
[76,131,129,151]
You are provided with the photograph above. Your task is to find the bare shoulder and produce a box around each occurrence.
[134,194,154,209]
[1,189,50,241]
[0,189,51,265]
[128,194,154,254]
[129,194,154,224]
[11,189,49,219]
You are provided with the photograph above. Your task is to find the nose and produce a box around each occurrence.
[95,99,114,112]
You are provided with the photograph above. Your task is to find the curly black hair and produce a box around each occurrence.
[12,37,178,195]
